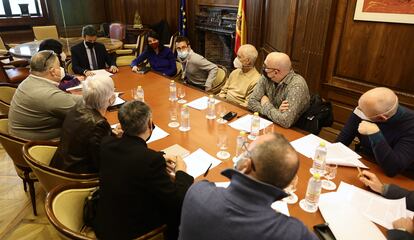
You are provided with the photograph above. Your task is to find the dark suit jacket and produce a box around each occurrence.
[70,42,116,75]
[49,106,111,173]
[387,229,414,240]
[94,135,194,240]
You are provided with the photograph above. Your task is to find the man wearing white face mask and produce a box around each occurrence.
[218,44,260,107]
[175,36,218,91]
[8,50,82,140]
[336,87,414,177]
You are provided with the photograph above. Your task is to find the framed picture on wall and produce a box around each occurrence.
[354,0,414,24]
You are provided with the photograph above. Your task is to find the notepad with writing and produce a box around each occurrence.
[162,144,190,158]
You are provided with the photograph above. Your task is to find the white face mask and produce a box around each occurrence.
[353,107,370,121]
[60,52,67,62]
[59,67,65,80]
[233,57,243,69]
[178,50,189,60]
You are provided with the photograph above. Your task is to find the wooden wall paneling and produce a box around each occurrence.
[245,0,265,54]
[324,0,414,128]
[165,0,179,34]
[105,0,126,23]
[197,0,238,7]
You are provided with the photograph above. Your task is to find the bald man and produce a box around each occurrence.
[218,44,261,107]
[248,52,310,128]
[179,133,318,240]
[337,87,414,177]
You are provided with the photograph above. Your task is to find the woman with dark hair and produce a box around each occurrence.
[38,39,83,91]
[130,31,176,76]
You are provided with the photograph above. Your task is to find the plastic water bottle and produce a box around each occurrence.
[248,112,260,140]
[169,80,177,101]
[311,142,327,175]
[234,131,247,158]
[179,104,190,132]
[136,86,144,102]
[206,95,216,119]
[300,173,322,213]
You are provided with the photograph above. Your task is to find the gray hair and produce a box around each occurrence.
[82,76,114,110]
[238,44,258,64]
[250,133,299,189]
[82,25,97,37]
[118,101,152,136]
[30,50,59,73]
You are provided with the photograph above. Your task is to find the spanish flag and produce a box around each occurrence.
[235,0,246,54]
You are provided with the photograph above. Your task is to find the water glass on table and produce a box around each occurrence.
[177,86,186,104]
[322,163,337,190]
[216,104,228,124]
[283,175,298,204]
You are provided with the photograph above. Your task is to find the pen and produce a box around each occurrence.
[204,163,212,177]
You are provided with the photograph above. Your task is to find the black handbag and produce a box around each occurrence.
[83,187,100,228]
[295,94,333,135]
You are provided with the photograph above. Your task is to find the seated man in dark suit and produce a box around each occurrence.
[71,25,118,76]
[94,100,194,240]
[179,133,318,240]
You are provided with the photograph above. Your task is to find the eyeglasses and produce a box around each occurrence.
[262,64,279,73]
[43,50,56,69]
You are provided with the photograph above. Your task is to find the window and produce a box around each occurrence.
[0,0,43,18]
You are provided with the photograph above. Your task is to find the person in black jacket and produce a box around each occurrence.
[94,100,194,240]
[49,76,115,173]
[71,25,118,76]
[359,170,414,240]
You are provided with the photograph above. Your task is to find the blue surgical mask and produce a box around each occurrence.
[178,50,189,60]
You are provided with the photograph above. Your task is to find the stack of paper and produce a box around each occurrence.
[318,181,414,240]
[335,182,410,229]
[89,69,114,78]
[290,134,368,168]
[111,92,125,107]
[187,96,221,110]
[319,191,386,240]
[228,114,273,133]
[162,144,190,158]
[183,148,222,178]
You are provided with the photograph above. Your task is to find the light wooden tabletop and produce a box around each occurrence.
[107,66,413,233]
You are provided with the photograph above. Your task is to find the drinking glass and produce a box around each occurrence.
[131,88,138,100]
[322,163,337,190]
[216,104,228,124]
[262,124,274,135]
[216,134,230,159]
[283,175,298,204]
[168,102,180,128]
[177,87,186,104]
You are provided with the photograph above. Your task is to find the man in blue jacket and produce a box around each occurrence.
[178,133,318,240]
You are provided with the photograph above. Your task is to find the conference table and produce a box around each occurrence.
[105,66,412,234]
[9,37,123,59]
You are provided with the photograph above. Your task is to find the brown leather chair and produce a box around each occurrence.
[0,55,30,84]
[0,83,17,116]
[0,117,38,215]
[45,181,166,240]
[116,32,147,67]
[22,141,99,193]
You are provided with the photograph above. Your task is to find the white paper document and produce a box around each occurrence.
[186,96,221,110]
[336,182,408,229]
[290,134,368,168]
[183,148,222,178]
[111,92,125,106]
[319,192,386,240]
[90,69,114,78]
[271,201,290,216]
[66,84,83,91]
[147,125,169,143]
[228,114,273,133]
[215,182,230,188]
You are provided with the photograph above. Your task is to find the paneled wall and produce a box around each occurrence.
[105,0,179,34]
[187,0,413,131]
[324,0,414,129]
